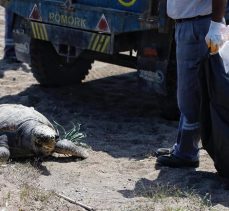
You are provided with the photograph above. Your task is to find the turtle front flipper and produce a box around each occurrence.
[0,135,10,162]
[54,139,89,159]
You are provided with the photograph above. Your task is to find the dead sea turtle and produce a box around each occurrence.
[0,104,89,161]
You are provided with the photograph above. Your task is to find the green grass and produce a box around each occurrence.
[53,121,89,148]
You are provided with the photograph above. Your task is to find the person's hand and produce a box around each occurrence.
[205,20,226,54]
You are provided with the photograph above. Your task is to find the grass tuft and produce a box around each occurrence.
[53,121,88,148]
[20,184,52,203]
[122,183,215,211]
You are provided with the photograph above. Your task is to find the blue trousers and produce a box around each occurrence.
[4,10,15,57]
[172,17,210,161]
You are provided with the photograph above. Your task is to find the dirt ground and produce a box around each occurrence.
[0,6,229,211]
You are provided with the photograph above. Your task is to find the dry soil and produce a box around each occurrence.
[0,6,229,211]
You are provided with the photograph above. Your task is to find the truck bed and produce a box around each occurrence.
[75,0,149,13]
[1,0,156,33]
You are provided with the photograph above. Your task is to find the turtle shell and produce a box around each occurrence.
[0,104,54,132]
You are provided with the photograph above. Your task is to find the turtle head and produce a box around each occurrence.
[31,125,58,156]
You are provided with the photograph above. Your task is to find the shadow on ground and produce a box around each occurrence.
[119,167,229,209]
[0,59,30,77]
[0,71,177,160]
[9,155,85,176]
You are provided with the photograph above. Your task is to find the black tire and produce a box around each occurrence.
[30,39,93,86]
[159,39,180,121]
[159,63,180,121]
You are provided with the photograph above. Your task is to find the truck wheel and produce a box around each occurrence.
[159,39,180,121]
[159,65,180,121]
[30,39,93,86]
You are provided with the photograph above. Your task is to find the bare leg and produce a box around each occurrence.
[54,139,88,159]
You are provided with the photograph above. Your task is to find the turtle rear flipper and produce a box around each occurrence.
[54,139,89,159]
[0,135,10,162]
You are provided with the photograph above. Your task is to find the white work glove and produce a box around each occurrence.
[205,20,226,55]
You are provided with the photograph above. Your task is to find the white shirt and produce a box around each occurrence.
[167,0,212,19]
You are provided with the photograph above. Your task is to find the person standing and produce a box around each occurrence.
[156,0,227,168]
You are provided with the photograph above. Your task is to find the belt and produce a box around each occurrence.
[175,14,212,23]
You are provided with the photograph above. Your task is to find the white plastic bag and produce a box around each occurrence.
[219,41,229,73]
[219,26,229,73]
